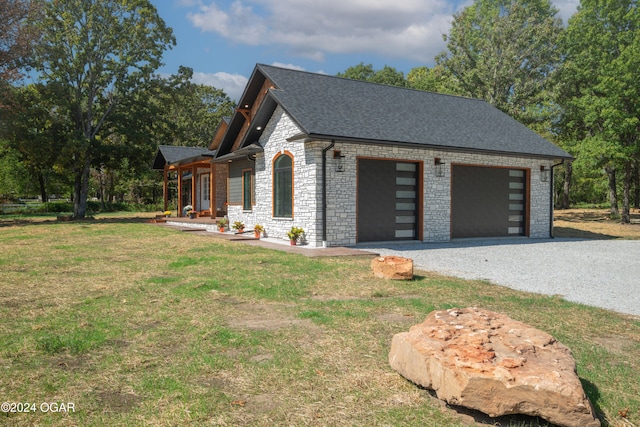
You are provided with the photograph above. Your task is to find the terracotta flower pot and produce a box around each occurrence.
[290,240,296,246]
[254,231,261,239]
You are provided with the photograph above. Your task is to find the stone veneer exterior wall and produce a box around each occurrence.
[227,106,554,247]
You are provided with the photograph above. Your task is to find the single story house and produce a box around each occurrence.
[166,63,573,247]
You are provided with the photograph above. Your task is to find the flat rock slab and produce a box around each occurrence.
[388,307,600,427]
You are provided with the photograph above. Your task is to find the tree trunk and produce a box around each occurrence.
[98,168,106,209]
[634,159,639,210]
[38,172,48,203]
[561,161,572,209]
[73,152,91,219]
[73,163,82,218]
[621,162,632,224]
[605,165,619,216]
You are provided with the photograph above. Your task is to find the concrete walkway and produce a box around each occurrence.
[158,222,378,258]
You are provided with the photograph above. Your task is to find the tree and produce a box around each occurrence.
[0,0,40,82]
[95,67,234,206]
[154,66,235,148]
[435,0,564,126]
[1,83,70,202]
[0,145,31,199]
[557,0,640,221]
[406,65,461,94]
[337,63,407,87]
[29,0,175,218]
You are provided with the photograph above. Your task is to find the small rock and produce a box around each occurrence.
[371,256,413,280]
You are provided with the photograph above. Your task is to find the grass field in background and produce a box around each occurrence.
[0,212,638,426]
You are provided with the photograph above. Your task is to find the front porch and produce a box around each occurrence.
[166,215,221,233]
[152,145,228,220]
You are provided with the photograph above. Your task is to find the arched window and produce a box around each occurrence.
[273,153,293,218]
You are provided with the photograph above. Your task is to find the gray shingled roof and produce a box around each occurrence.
[255,64,571,159]
[152,145,216,170]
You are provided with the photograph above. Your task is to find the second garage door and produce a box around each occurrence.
[451,165,528,238]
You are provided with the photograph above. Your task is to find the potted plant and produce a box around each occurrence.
[217,217,228,232]
[287,226,304,245]
[253,224,264,239]
[232,221,245,233]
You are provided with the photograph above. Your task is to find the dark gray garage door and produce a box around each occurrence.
[357,159,419,242]
[451,165,527,238]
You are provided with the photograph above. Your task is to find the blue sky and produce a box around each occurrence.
[151,0,580,101]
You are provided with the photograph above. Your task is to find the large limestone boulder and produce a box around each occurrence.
[371,256,413,280]
[388,307,600,427]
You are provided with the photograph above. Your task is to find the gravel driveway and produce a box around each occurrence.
[360,238,640,317]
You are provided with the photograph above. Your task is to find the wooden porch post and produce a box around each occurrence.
[177,167,183,216]
[191,165,197,214]
[163,167,169,212]
[210,163,216,218]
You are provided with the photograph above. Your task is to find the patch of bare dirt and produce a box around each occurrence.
[224,300,321,333]
[242,393,280,414]
[54,355,88,371]
[592,335,634,355]
[375,313,417,324]
[95,390,144,413]
[554,208,640,239]
[228,314,316,331]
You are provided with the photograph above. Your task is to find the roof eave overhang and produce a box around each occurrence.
[212,143,265,163]
[163,154,215,169]
[288,133,574,161]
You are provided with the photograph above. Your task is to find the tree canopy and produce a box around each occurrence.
[557,0,640,221]
[28,0,175,217]
[337,63,407,87]
[0,0,40,82]
[435,0,564,126]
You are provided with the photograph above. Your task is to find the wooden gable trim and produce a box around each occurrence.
[209,120,229,151]
[231,78,275,152]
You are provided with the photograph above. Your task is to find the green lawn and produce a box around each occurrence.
[0,214,638,426]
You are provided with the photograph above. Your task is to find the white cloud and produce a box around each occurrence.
[269,62,306,71]
[185,0,578,66]
[176,0,203,6]
[191,71,248,101]
[187,0,455,63]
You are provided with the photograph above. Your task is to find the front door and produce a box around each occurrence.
[200,174,210,212]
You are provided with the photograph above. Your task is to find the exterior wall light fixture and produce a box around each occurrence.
[333,150,345,172]
[434,157,445,177]
[540,165,550,182]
